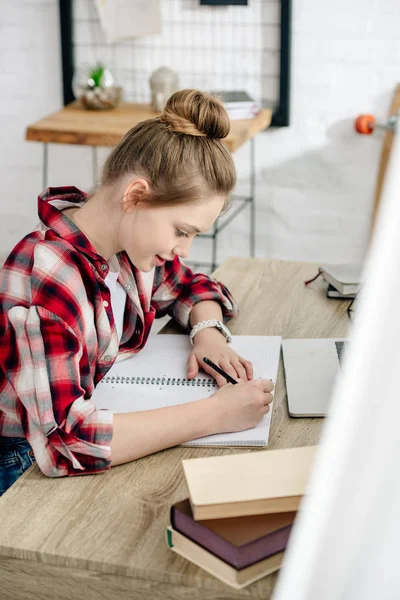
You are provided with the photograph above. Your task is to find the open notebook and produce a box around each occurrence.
[91,334,282,447]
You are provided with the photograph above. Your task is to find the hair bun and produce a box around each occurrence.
[160,89,230,140]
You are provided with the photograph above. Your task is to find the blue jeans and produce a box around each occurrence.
[0,436,36,496]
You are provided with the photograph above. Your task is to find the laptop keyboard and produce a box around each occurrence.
[335,341,348,365]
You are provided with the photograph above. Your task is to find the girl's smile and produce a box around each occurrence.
[154,254,166,267]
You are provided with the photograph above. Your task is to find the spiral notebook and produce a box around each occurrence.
[91,334,282,447]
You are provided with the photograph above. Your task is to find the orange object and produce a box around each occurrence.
[355,114,376,134]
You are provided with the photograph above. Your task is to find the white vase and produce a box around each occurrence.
[149,67,179,112]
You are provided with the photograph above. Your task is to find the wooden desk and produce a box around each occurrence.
[26,102,272,153]
[0,258,350,600]
[25,103,272,270]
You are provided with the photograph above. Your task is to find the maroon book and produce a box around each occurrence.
[170,499,296,570]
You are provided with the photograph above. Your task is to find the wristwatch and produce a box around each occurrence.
[189,319,232,345]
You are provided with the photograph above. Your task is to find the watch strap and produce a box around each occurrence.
[189,319,232,345]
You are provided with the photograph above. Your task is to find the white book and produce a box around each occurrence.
[210,90,255,107]
[166,526,283,589]
[326,284,356,299]
[320,263,362,295]
[227,107,260,120]
[91,334,282,447]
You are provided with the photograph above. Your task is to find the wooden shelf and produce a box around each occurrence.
[26,102,272,153]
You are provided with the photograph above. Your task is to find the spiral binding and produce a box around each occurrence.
[100,375,217,387]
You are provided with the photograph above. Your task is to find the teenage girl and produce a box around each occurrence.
[0,89,273,495]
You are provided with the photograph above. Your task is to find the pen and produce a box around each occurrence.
[203,357,238,385]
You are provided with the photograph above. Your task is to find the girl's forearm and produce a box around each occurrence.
[110,395,219,466]
[189,300,223,326]
[110,302,226,466]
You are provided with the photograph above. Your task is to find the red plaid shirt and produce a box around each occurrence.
[0,187,237,477]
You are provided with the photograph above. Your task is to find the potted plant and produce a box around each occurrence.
[73,63,123,110]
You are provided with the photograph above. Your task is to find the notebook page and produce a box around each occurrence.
[91,335,281,447]
[184,336,281,447]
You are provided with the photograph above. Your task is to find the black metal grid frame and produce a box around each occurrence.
[56,0,291,270]
[59,0,291,126]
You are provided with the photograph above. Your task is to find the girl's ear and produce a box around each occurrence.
[121,178,150,213]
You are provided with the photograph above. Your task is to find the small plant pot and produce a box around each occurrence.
[79,86,123,110]
[73,65,123,110]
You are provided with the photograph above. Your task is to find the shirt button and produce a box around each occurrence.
[125,283,131,291]
[100,264,108,272]
[104,355,112,362]
[103,300,109,307]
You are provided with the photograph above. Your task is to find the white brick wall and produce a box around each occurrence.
[0,0,62,260]
[0,0,398,267]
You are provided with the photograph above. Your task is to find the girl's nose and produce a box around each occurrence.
[173,237,193,259]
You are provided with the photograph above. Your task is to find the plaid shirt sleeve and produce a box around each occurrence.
[3,304,113,478]
[151,257,238,328]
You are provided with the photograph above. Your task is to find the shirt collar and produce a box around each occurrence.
[38,186,110,274]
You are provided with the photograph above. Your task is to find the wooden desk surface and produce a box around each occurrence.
[0,258,350,600]
[25,102,272,153]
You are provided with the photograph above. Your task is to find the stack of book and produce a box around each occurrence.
[321,264,361,299]
[167,446,316,589]
[306,263,362,299]
[210,90,260,120]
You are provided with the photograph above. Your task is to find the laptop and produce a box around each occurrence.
[282,339,349,417]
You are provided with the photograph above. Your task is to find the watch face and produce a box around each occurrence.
[216,322,231,342]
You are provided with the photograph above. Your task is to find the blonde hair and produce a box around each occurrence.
[101,89,236,208]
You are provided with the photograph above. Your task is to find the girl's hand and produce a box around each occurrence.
[209,378,274,433]
[187,328,253,387]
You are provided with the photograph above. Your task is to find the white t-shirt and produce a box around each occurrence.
[105,257,155,344]
[140,267,156,310]
[105,256,127,344]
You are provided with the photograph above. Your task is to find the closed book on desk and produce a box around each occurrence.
[171,498,295,569]
[320,263,362,295]
[183,445,317,520]
[166,526,283,590]
[327,284,356,299]
[91,334,281,448]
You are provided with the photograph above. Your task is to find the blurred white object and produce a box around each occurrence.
[94,0,161,43]
[149,67,179,112]
[273,124,400,598]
